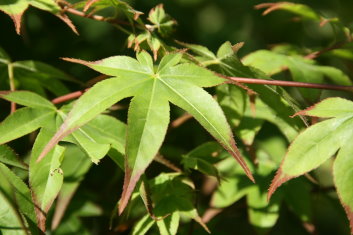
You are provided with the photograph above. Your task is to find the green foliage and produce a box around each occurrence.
[0,0,353,234]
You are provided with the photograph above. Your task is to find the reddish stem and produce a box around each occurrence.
[51,89,87,104]
[226,77,353,92]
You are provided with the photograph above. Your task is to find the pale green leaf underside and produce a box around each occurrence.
[0,107,55,145]
[333,141,353,231]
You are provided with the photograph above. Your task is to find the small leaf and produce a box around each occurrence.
[177,41,216,60]
[0,107,55,144]
[255,2,320,20]
[333,142,353,233]
[294,97,353,118]
[0,91,56,110]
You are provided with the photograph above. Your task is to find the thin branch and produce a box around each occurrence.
[63,6,131,26]
[170,113,193,129]
[51,89,88,104]
[304,41,347,60]
[154,154,182,172]
[224,76,353,92]
[49,76,353,106]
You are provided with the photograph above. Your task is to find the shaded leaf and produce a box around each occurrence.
[51,144,93,230]
[132,214,155,235]
[0,145,27,170]
[0,162,38,234]
[150,173,210,233]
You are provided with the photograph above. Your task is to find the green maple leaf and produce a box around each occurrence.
[38,51,254,214]
[0,0,77,34]
[268,97,353,233]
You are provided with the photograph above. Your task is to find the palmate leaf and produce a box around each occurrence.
[39,51,254,214]
[268,98,353,234]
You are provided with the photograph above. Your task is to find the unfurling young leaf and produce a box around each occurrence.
[39,51,254,215]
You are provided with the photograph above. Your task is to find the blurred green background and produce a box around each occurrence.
[1,0,353,234]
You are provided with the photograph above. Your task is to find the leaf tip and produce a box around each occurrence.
[267,168,291,201]
[342,204,353,234]
[57,14,79,35]
[62,57,90,66]
[11,13,23,34]
[118,170,143,215]
[228,143,255,183]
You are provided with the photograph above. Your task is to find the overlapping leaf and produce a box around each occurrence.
[182,41,305,141]
[0,49,72,97]
[243,50,352,101]
[38,51,254,215]
[0,162,38,234]
[0,0,77,34]
[268,97,353,234]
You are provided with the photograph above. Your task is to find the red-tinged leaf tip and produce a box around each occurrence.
[83,0,100,12]
[342,204,353,234]
[11,13,23,34]
[57,14,79,35]
[228,142,255,183]
[254,3,285,16]
[118,169,144,215]
[62,57,91,66]
[36,125,74,163]
[290,99,324,118]
[267,168,293,201]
